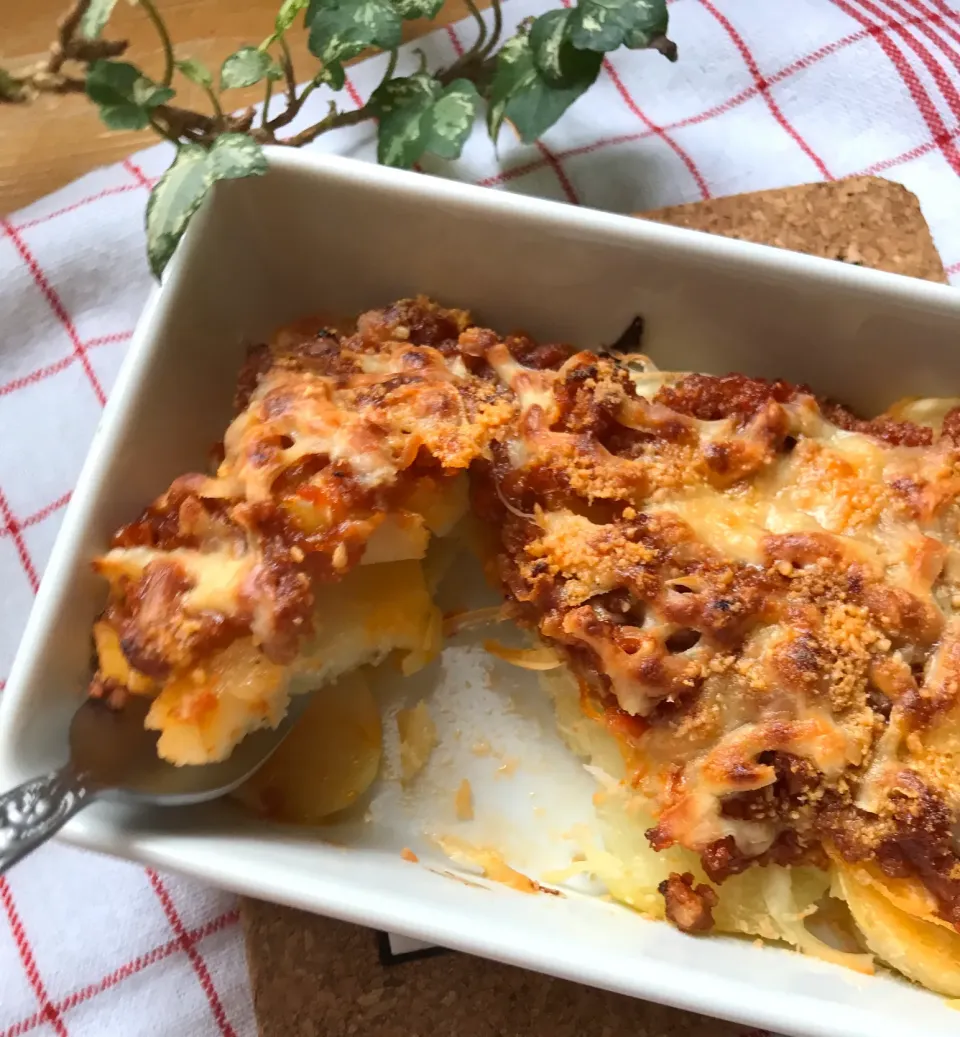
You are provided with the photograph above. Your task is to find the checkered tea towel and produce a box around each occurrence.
[2,1,959,1034]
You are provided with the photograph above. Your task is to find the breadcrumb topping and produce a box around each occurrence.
[89,296,960,933]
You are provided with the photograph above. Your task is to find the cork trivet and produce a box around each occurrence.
[242,903,751,1037]
[240,175,946,1037]
[641,175,947,283]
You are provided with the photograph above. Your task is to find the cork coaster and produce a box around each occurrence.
[641,175,946,283]
[242,903,754,1037]
[241,175,946,1037]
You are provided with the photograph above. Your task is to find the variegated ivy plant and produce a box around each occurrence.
[2,0,675,278]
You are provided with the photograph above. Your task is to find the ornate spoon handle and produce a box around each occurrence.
[0,767,97,875]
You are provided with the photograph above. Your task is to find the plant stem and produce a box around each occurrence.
[148,114,181,145]
[463,0,488,56]
[278,36,297,106]
[260,76,274,128]
[139,0,174,87]
[266,78,311,131]
[483,0,503,58]
[205,84,224,119]
[280,104,372,148]
[262,36,315,133]
[383,47,398,84]
[153,101,219,140]
[46,0,92,75]
[296,78,319,109]
[266,60,339,132]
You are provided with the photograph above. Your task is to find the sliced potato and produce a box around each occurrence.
[300,559,441,681]
[93,621,154,695]
[233,671,382,824]
[836,864,960,996]
[361,512,430,565]
[148,639,288,765]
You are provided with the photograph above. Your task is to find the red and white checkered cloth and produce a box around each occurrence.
[2,0,960,1033]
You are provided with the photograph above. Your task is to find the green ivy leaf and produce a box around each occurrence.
[391,0,445,20]
[307,0,402,66]
[568,0,673,56]
[146,144,214,279]
[275,0,310,35]
[369,72,441,167]
[220,46,272,90]
[209,134,269,180]
[145,137,268,279]
[529,9,602,87]
[487,27,600,144]
[529,9,569,84]
[486,32,529,142]
[504,58,601,143]
[85,60,174,131]
[79,0,120,40]
[175,57,214,89]
[322,61,346,90]
[370,74,479,167]
[420,79,479,159]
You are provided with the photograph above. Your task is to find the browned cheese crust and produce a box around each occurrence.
[90,297,960,934]
[469,346,960,934]
[90,299,515,696]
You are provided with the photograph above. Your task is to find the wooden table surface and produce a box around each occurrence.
[1,0,474,216]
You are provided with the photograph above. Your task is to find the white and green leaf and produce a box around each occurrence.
[370,72,440,166]
[275,0,310,35]
[85,60,174,131]
[420,79,479,159]
[320,61,346,90]
[486,31,535,141]
[487,25,600,144]
[567,0,672,54]
[533,9,604,87]
[391,0,445,20]
[220,46,272,89]
[79,0,121,40]
[371,73,480,166]
[307,0,402,65]
[145,137,268,279]
[145,144,214,279]
[529,9,570,84]
[175,57,214,89]
[209,134,269,180]
[304,0,326,26]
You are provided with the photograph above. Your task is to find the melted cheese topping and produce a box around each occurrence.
[89,298,960,990]
[89,299,497,764]
[475,349,960,952]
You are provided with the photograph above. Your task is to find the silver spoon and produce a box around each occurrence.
[0,689,314,874]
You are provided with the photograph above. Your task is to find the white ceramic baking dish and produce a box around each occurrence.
[3,150,960,1037]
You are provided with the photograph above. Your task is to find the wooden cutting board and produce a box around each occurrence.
[240,174,947,1037]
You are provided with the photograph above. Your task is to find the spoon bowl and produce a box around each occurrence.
[0,687,315,873]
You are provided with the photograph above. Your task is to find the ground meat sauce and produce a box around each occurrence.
[656,372,937,447]
[473,347,960,933]
[819,399,934,447]
[90,298,960,939]
[659,873,718,932]
[654,373,804,425]
[939,405,960,445]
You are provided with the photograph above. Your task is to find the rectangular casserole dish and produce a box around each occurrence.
[3,149,960,1037]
